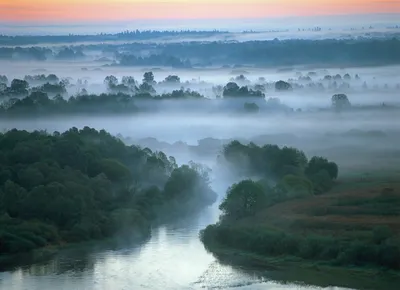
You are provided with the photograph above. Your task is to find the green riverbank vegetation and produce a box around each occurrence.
[0,127,216,257]
[201,141,400,271]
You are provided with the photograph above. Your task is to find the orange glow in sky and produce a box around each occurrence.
[0,0,399,22]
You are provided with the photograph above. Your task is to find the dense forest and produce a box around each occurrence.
[0,127,216,255]
[201,142,400,270]
[1,38,400,67]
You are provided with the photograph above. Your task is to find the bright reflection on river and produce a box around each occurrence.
[0,181,350,290]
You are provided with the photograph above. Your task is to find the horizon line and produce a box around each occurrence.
[1,12,400,26]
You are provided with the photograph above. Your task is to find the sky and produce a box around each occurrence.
[1,0,400,22]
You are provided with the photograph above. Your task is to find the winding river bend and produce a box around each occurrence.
[0,116,369,290]
[0,179,350,290]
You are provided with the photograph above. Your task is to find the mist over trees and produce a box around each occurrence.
[1,38,400,67]
[2,26,400,284]
[0,127,216,255]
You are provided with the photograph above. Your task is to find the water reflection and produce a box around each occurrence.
[0,179,351,290]
[0,203,349,290]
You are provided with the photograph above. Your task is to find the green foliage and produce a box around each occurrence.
[308,169,333,195]
[331,94,351,111]
[11,79,29,93]
[164,162,215,207]
[97,159,131,182]
[0,127,215,256]
[276,175,314,199]
[306,156,338,180]
[201,225,400,270]
[275,80,292,91]
[164,75,181,83]
[220,180,267,221]
[223,82,264,98]
[143,72,155,84]
[0,75,8,84]
[222,141,337,196]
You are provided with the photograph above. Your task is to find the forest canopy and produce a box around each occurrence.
[0,127,216,255]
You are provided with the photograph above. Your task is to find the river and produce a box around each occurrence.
[0,117,370,290]
[0,178,352,290]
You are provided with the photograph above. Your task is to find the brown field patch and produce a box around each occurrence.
[255,181,400,236]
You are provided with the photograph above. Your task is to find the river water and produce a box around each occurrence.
[0,117,361,290]
[0,178,351,290]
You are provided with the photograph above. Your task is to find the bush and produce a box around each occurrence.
[201,225,400,270]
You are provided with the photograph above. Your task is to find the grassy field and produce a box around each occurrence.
[201,168,400,290]
[237,170,400,240]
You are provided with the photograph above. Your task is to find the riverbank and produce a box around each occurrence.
[203,246,400,290]
[0,199,217,272]
[0,227,151,271]
[201,173,400,289]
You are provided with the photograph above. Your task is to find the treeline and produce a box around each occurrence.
[201,224,400,270]
[0,30,226,46]
[0,77,66,98]
[220,141,338,207]
[0,127,216,255]
[0,47,85,61]
[0,91,209,116]
[160,38,400,66]
[201,141,400,270]
[2,38,400,66]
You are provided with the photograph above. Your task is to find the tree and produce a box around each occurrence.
[0,83,6,93]
[305,157,338,194]
[308,169,333,195]
[143,72,155,84]
[331,94,351,111]
[223,82,240,97]
[11,79,29,93]
[276,175,314,198]
[98,159,131,182]
[47,74,59,83]
[275,80,292,91]
[223,82,264,98]
[220,180,266,220]
[139,82,156,94]
[333,74,342,81]
[104,75,118,88]
[0,75,8,84]
[306,156,338,180]
[164,75,180,83]
[254,84,265,92]
[122,76,137,88]
[235,74,248,83]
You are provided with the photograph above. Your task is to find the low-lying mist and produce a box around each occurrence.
[2,35,400,184]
